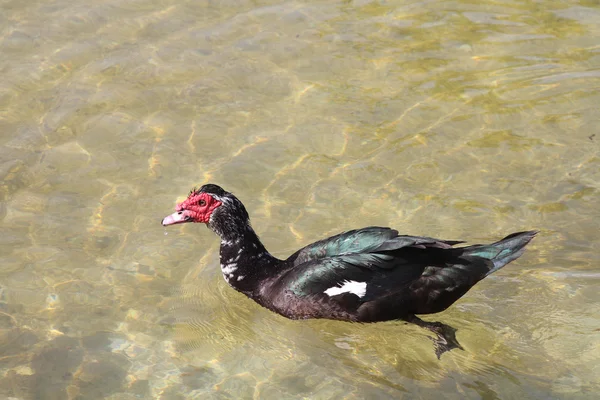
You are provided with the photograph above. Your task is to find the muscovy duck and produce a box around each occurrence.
[162,184,537,357]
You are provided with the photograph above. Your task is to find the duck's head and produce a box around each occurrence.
[162,184,251,240]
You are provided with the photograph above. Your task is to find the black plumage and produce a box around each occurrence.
[162,184,537,357]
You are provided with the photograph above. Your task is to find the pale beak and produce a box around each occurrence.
[162,211,192,226]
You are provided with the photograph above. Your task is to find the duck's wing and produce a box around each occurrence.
[275,251,500,321]
[273,237,471,319]
[281,253,420,297]
[286,226,462,267]
[269,252,422,319]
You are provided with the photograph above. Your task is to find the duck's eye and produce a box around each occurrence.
[199,199,206,206]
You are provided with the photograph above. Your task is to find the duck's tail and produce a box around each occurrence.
[461,231,538,275]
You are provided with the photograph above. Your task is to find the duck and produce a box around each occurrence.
[162,184,537,357]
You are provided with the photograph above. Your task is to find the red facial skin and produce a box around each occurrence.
[162,192,222,226]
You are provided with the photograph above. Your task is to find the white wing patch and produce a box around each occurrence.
[324,280,367,298]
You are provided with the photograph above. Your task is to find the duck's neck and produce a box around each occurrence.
[217,225,279,292]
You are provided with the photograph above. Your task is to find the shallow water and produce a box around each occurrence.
[1,0,599,398]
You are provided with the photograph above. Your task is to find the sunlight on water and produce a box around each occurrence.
[1,0,600,398]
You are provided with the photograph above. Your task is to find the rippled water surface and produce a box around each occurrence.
[1,0,599,398]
